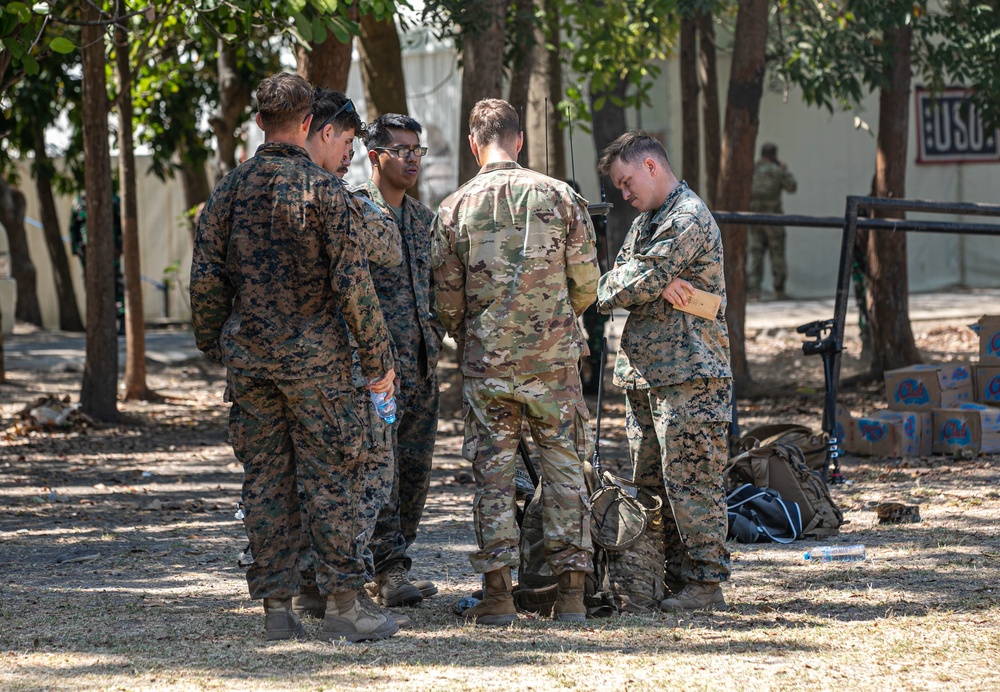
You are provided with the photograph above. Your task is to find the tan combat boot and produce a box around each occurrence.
[658,582,728,612]
[411,577,438,598]
[552,571,587,622]
[320,589,399,643]
[263,597,305,641]
[291,581,326,619]
[374,563,424,607]
[461,567,517,626]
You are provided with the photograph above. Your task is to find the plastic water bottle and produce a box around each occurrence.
[803,544,866,563]
[455,596,480,614]
[371,390,397,424]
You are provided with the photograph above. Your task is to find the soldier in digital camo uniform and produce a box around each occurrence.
[432,98,600,625]
[748,142,797,300]
[190,73,399,643]
[361,113,444,609]
[293,88,408,627]
[596,131,733,612]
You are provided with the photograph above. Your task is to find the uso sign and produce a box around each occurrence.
[916,88,1000,164]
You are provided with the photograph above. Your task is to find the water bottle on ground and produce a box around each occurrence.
[803,544,866,563]
[370,390,397,424]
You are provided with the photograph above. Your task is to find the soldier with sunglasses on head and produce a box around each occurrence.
[359,114,444,611]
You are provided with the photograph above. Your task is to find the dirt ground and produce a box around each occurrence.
[1,319,998,691]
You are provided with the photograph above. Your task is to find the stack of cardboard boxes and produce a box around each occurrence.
[839,315,1000,457]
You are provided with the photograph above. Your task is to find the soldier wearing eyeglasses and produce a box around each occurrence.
[360,114,443,610]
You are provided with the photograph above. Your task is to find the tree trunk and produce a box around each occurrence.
[359,14,408,119]
[297,6,355,94]
[699,11,721,209]
[458,0,510,185]
[116,15,154,401]
[0,179,41,325]
[506,0,536,161]
[680,16,700,193]
[866,22,921,378]
[525,0,565,180]
[80,0,120,422]
[716,0,768,390]
[31,129,84,332]
[209,43,251,182]
[591,77,637,262]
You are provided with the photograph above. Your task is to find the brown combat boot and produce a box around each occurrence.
[291,581,326,619]
[659,583,728,612]
[461,567,517,626]
[374,563,424,607]
[263,597,305,641]
[411,577,438,598]
[553,571,587,622]
[320,589,399,643]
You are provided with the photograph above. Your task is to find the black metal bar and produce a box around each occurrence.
[517,439,540,488]
[713,211,1000,235]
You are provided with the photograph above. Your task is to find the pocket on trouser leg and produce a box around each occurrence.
[472,493,486,550]
[573,401,595,463]
[462,404,480,463]
[365,396,391,451]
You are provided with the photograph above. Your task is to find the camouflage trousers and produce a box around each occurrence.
[370,370,440,574]
[747,226,787,294]
[228,372,372,599]
[299,390,394,583]
[463,367,594,575]
[625,377,733,584]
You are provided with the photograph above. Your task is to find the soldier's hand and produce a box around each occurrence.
[662,278,694,307]
[368,369,396,399]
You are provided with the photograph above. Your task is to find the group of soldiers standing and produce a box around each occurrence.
[190,71,735,643]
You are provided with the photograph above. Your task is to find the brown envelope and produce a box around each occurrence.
[674,288,722,320]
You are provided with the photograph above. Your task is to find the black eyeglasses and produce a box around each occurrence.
[375,146,429,159]
[318,99,355,131]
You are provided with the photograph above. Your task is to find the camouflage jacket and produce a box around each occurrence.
[596,181,731,389]
[362,179,442,381]
[749,160,796,213]
[347,184,403,269]
[432,161,599,377]
[190,142,394,386]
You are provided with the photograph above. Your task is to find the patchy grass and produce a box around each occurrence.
[2,324,1000,690]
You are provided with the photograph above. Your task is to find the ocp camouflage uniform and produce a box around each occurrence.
[596,181,733,586]
[748,159,797,296]
[299,185,404,583]
[190,142,394,599]
[432,161,599,576]
[362,179,443,575]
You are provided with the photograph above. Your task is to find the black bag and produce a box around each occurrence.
[726,483,803,544]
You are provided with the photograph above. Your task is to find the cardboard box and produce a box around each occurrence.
[848,410,933,457]
[834,403,854,450]
[885,363,974,411]
[932,404,1000,455]
[979,315,1000,365]
[975,365,1000,405]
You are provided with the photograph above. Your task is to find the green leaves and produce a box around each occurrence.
[48,36,74,54]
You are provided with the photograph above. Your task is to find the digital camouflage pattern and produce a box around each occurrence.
[625,378,732,584]
[229,374,373,597]
[748,159,796,295]
[190,142,395,599]
[431,161,600,377]
[348,184,403,269]
[462,367,594,575]
[191,141,394,382]
[361,180,442,573]
[596,181,731,389]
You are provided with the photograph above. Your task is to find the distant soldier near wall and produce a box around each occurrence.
[748,143,796,301]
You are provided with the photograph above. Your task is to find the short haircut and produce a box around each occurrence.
[256,73,313,130]
[468,98,519,148]
[761,142,778,159]
[364,113,423,149]
[310,88,364,137]
[598,131,669,176]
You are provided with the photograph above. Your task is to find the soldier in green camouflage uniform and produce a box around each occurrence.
[361,113,443,608]
[293,89,404,621]
[748,142,796,300]
[432,98,600,624]
[596,131,733,612]
[190,73,398,643]
[69,192,126,331]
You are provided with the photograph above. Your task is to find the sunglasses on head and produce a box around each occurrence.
[318,99,355,131]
